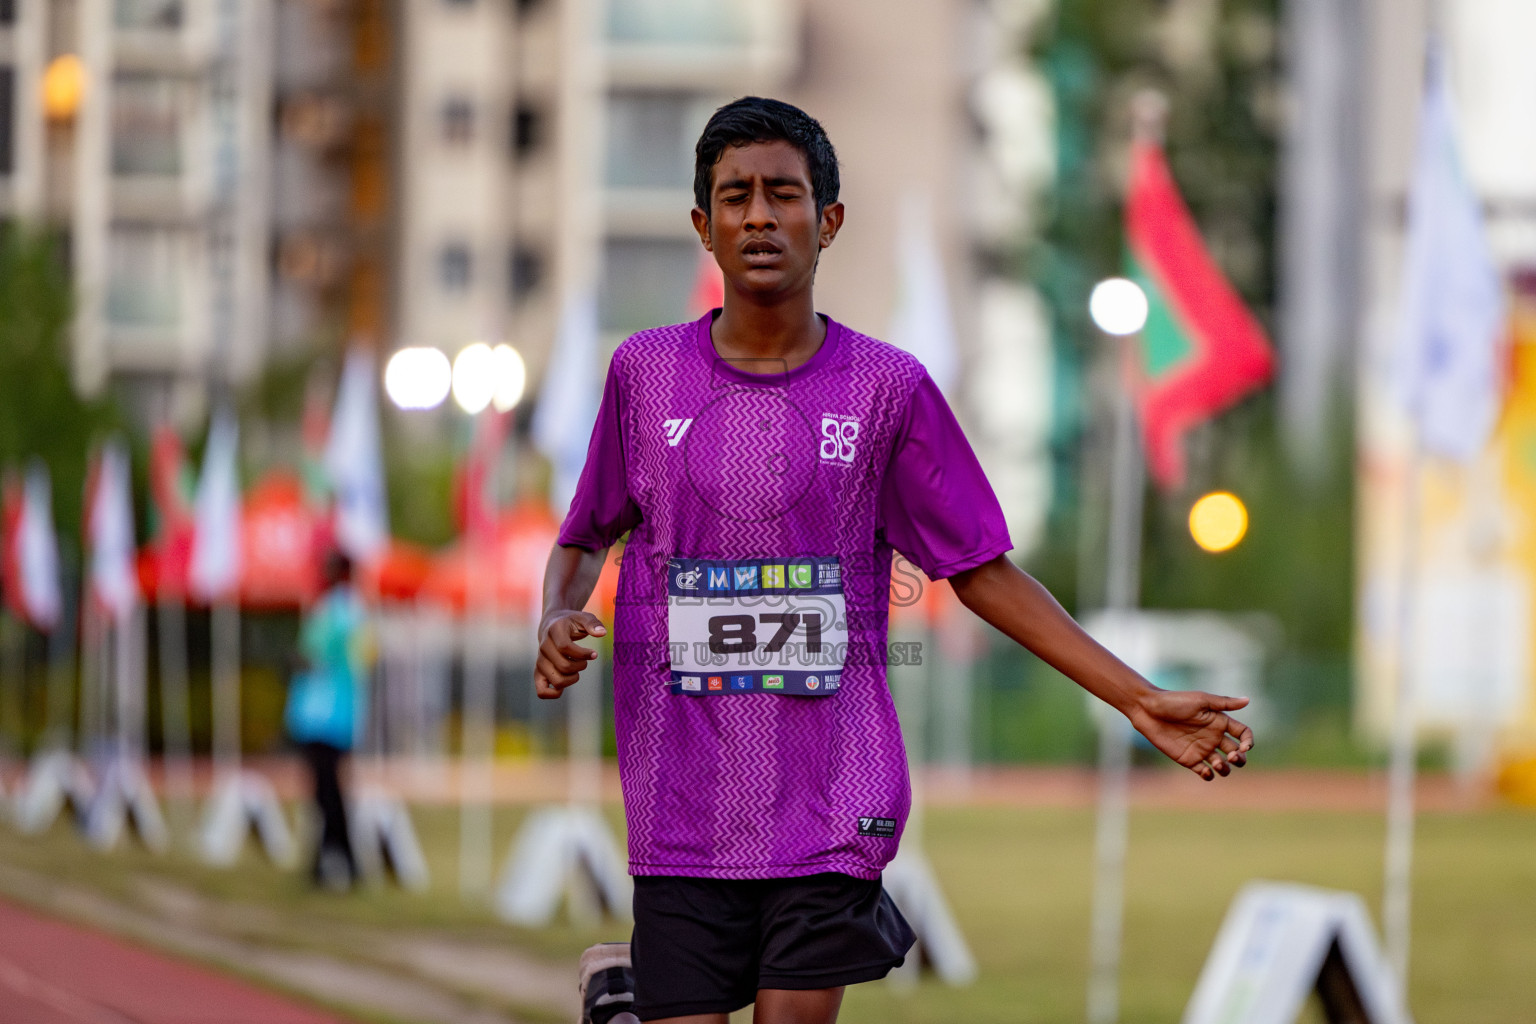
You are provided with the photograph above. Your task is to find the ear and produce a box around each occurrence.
[818,201,845,250]
[690,206,713,252]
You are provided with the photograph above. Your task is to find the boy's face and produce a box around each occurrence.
[691,140,844,301]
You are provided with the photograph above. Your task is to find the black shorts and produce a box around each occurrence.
[630,872,915,1021]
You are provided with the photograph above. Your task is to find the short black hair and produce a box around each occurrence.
[693,97,840,218]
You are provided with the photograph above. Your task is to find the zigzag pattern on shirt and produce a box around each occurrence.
[602,314,929,879]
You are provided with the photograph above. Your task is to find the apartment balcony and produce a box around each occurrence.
[603,0,799,91]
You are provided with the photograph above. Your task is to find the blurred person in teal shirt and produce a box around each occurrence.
[285,551,372,889]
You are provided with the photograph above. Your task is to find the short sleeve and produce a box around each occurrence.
[877,373,1012,579]
[556,356,643,550]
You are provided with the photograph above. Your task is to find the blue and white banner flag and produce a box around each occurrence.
[889,189,959,396]
[325,349,389,558]
[190,408,242,601]
[17,461,61,631]
[532,288,602,515]
[89,441,139,623]
[1393,43,1508,461]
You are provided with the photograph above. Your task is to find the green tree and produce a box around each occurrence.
[1021,1,1358,758]
[0,228,119,540]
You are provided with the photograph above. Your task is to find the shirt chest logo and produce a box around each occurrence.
[820,415,860,464]
[663,418,693,446]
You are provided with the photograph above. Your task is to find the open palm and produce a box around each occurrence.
[1128,689,1253,781]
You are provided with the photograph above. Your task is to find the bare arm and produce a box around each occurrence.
[533,543,610,700]
[948,555,1253,780]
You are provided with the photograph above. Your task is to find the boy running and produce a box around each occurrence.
[536,97,1253,1024]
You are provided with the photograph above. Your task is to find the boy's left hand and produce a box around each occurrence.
[1127,690,1253,781]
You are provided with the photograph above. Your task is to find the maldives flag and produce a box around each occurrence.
[1126,138,1275,488]
[454,407,511,547]
[147,424,195,596]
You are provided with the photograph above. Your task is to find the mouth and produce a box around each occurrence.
[740,239,783,265]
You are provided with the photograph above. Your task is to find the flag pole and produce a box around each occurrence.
[1383,433,1422,991]
[211,598,241,780]
[156,584,195,836]
[1,611,24,764]
[1086,89,1164,1024]
[459,413,498,901]
[1086,324,1146,1024]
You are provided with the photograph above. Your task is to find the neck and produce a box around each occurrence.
[709,287,825,371]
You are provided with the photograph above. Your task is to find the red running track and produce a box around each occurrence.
[0,898,353,1024]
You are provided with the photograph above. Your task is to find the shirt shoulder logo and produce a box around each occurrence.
[664,418,694,447]
[820,415,860,464]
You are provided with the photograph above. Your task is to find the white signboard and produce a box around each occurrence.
[1183,882,1413,1024]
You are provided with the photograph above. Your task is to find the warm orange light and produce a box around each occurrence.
[1189,491,1248,553]
[42,55,88,121]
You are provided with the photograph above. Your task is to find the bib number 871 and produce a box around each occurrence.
[707,613,823,655]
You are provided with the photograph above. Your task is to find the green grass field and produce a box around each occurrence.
[2,796,1534,1023]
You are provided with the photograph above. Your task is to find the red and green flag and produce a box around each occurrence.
[1126,137,1275,488]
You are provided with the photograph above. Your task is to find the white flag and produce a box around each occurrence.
[888,189,959,395]
[1393,44,1508,461]
[325,349,389,558]
[532,289,602,514]
[189,409,242,601]
[17,461,61,632]
[88,441,138,623]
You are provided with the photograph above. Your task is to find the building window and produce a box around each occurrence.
[107,226,184,329]
[600,238,697,334]
[0,1,15,26]
[514,0,544,16]
[114,0,183,29]
[509,244,543,303]
[0,68,13,176]
[438,243,472,291]
[606,0,750,46]
[605,91,716,190]
[111,74,182,176]
[512,103,543,160]
[441,96,474,145]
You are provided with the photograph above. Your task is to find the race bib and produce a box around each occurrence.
[667,556,847,696]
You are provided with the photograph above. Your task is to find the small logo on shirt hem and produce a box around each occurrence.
[856,816,898,838]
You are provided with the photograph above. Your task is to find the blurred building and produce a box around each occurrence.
[0,0,275,410]
[1,0,1056,553]
[391,0,1055,550]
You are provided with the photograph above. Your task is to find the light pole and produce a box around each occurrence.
[1086,274,1149,1024]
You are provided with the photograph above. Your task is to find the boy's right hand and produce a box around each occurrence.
[535,610,607,700]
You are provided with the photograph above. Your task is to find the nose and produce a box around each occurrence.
[743,185,777,232]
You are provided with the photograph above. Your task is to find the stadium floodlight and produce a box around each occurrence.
[1088,277,1149,336]
[491,344,527,412]
[452,343,497,414]
[384,347,451,410]
[1189,491,1248,553]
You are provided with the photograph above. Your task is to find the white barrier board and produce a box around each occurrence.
[1183,882,1413,1024]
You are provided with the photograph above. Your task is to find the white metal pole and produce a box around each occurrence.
[459,440,498,901]
[157,591,195,830]
[459,609,496,898]
[45,615,72,752]
[1087,328,1146,1024]
[1,613,24,762]
[211,600,241,777]
[1383,437,1423,992]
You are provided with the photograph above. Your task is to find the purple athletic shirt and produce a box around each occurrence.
[558,311,1011,880]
